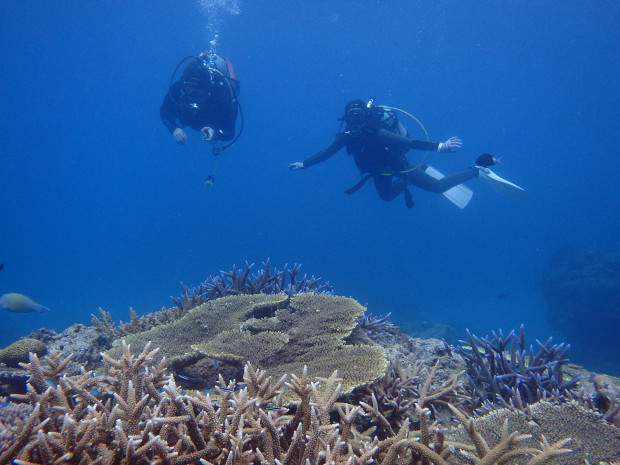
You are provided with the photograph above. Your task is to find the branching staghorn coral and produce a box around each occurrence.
[356,312,397,343]
[0,341,581,465]
[92,305,188,341]
[352,357,467,438]
[1,343,382,464]
[0,397,32,455]
[366,404,573,465]
[453,325,583,413]
[172,260,334,312]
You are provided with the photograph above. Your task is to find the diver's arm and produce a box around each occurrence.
[299,132,348,168]
[375,128,439,151]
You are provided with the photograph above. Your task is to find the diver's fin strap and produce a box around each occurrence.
[344,174,372,195]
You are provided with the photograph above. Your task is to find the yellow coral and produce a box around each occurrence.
[106,294,288,361]
[194,329,290,366]
[105,293,388,393]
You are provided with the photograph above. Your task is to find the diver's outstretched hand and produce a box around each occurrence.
[288,162,305,171]
[173,128,188,144]
[437,136,462,153]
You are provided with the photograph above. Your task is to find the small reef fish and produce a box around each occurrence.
[0,293,50,314]
[265,406,289,412]
[476,153,502,167]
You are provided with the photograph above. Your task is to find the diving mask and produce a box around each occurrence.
[344,106,368,131]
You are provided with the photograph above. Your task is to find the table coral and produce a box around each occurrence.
[104,293,389,394]
[92,261,334,341]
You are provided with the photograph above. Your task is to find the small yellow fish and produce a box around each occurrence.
[0,293,50,314]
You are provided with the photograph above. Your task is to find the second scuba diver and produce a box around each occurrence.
[288,98,525,208]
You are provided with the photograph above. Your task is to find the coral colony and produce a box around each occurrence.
[452,325,583,414]
[0,344,590,464]
[171,260,334,312]
[0,260,619,463]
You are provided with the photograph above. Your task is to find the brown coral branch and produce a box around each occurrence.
[360,393,395,437]
[0,405,48,465]
[525,436,572,465]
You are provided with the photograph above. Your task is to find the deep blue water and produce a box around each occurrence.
[1,1,618,372]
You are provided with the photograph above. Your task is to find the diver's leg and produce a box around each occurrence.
[408,166,478,193]
[373,174,408,202]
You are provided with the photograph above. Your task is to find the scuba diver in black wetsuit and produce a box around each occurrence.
[288,98,505,208]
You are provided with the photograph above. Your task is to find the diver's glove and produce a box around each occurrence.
[288,162,305,171]
[173,128,188,144]
[437,136,462,153]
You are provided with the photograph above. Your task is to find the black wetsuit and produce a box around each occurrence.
[302,123,478,202]
[160,72,238,141]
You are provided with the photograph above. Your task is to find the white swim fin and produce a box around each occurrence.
[424,165,473,209]
[477,166,528,202]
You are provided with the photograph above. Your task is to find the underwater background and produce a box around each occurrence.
[1,1,618,372]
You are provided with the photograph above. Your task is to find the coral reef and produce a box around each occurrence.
[1,343,388,464]
[453,326,583,413]
[105,293,388,394]
[537,246,620,373]
[0,338,47,368]
[0,341,582,464]
[0,251,617,463]
[0,325,111,396]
